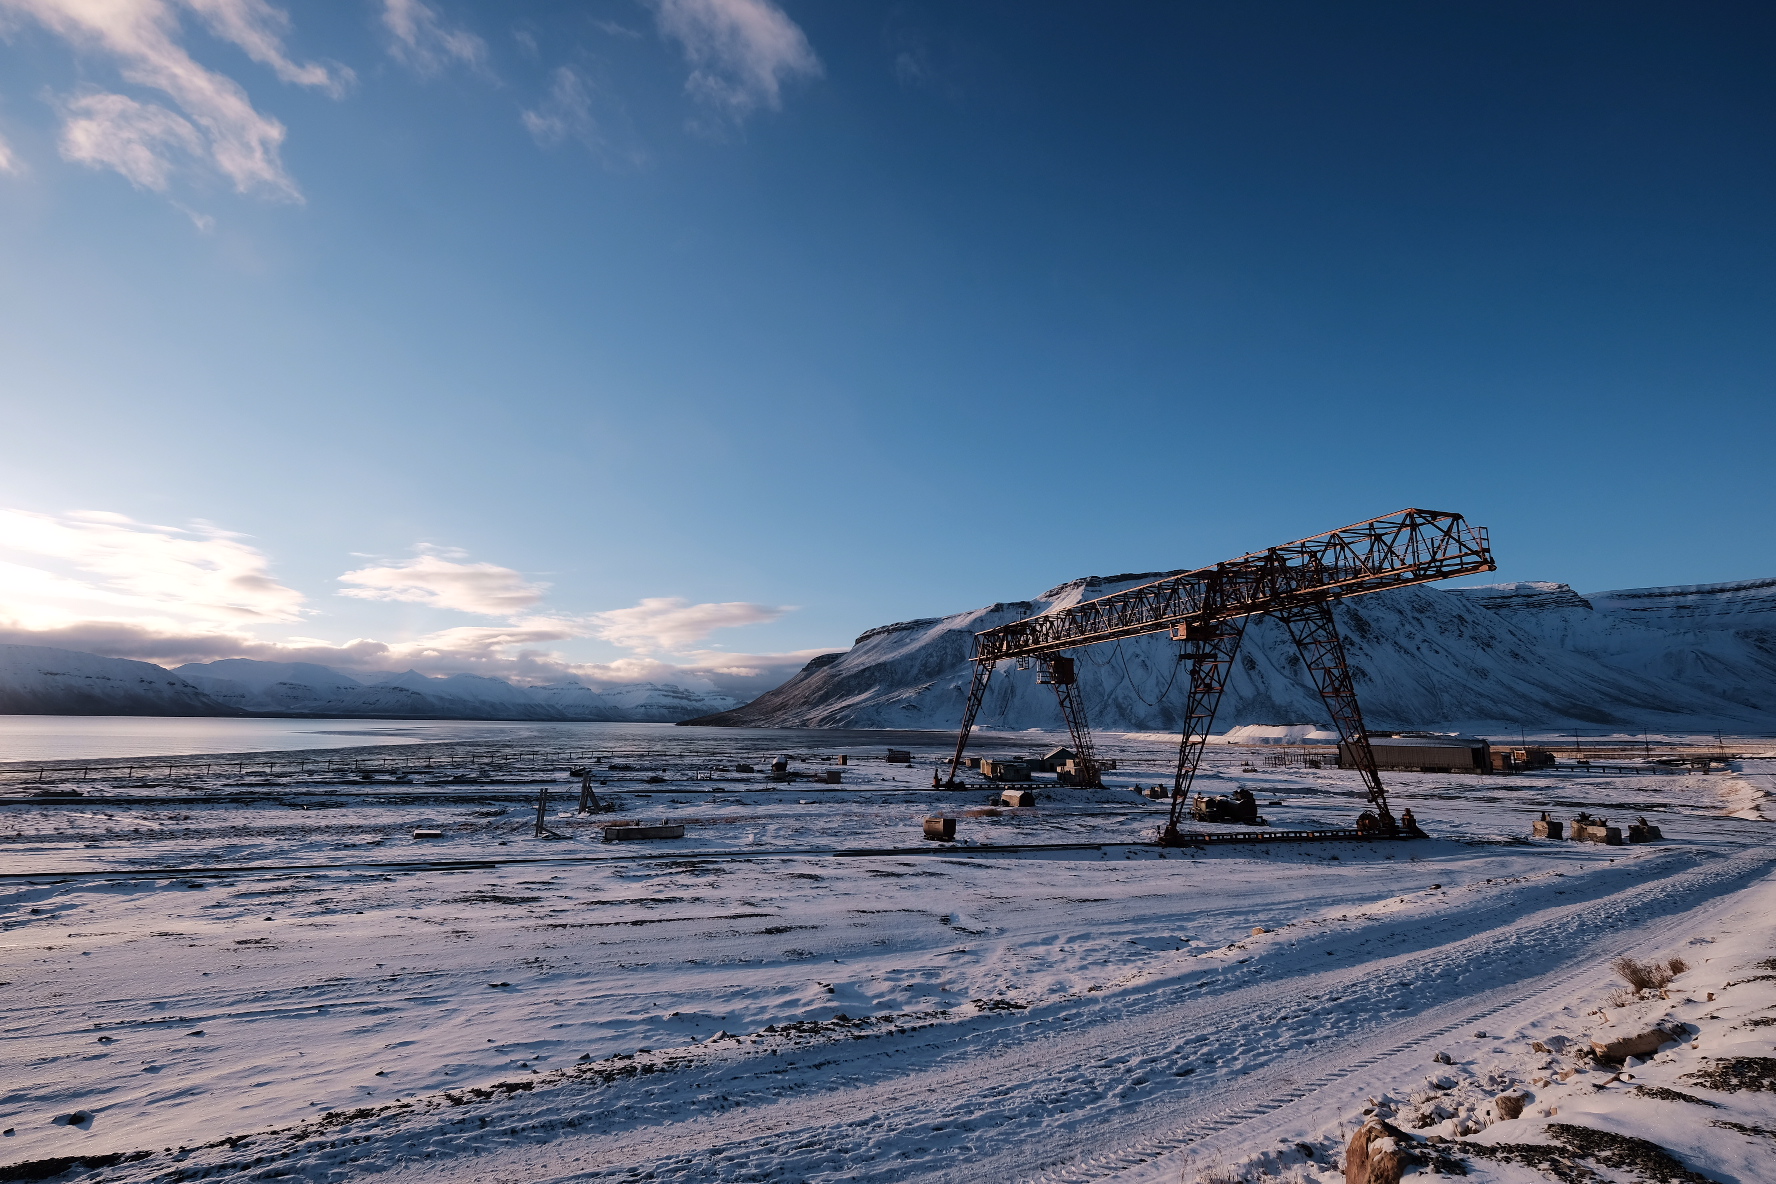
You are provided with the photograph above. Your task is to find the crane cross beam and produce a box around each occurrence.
[972,508,1493,662]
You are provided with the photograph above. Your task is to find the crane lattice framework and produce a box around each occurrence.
[943,509,1496,842]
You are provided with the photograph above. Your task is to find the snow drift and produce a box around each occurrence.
[687,574,1776,734]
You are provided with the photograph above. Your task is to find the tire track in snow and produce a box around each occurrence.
[1031,848,1776,1183]
[142,844,1776,1184]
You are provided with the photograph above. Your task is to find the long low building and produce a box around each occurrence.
[1337,734,1492,773]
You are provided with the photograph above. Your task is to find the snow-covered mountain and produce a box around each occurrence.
[172,659,742,722]
[0,645,239,716]
[686,574,1776,734]
[0,645,740,722]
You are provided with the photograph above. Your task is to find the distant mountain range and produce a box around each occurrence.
[10,571,1775,733]
[686,575,1776,735]
[0,646,741,723]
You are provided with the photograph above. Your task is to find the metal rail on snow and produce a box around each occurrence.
[942,508,1495,843]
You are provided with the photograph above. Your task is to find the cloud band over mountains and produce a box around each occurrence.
[0,507,830,693]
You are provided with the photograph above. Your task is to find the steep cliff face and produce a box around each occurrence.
[0,646,240,716]
[686,575,1776,734]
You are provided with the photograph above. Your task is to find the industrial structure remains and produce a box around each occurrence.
[942,508,1497,843]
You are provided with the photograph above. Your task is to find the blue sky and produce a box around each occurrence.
[0,1,1771,693]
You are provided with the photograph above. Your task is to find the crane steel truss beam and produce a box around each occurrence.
[969,509,1491,663]
[943,509,1495,829]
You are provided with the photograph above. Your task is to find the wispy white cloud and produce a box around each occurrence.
[0,507,308,630]
[672,646,835,679]
[55,91,202,191]
[520,66,597,147]
[0,0,342,198]
[589,596,789,652]
[0,131,21,174]
[180,0,352,96]
[380,0,486,75]
[337,546,548,616]
[649,0,820,120]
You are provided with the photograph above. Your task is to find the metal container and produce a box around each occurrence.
[603,824,686,842]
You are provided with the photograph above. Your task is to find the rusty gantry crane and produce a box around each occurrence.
[943,509,1496,842]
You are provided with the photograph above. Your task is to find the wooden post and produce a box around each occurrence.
[535,786,548,837]
[578,770,600,814]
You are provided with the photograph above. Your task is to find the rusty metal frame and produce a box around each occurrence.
[1163,593,1249,829]
[1040,656,1103,788]
[1275,598,1390,816]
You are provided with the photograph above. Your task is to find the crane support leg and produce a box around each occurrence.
[1042,656,1102,787]
[1276,600,1394,828]
[1161,619,1248,844]
[945,659,996,787]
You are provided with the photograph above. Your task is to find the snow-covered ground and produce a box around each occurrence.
[1,732,1772,1183]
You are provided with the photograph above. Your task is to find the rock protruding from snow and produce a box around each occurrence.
[1345,1118,1412,1184]
[1453,581,1595,612]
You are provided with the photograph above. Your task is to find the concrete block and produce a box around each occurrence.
[1532,819,1563,839]
[412,829,443,838]
[1000,788,1034,808]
